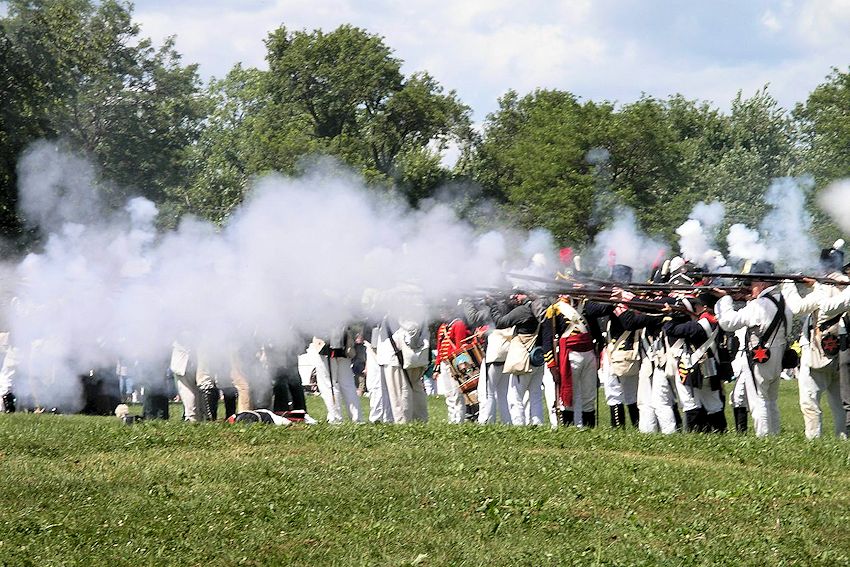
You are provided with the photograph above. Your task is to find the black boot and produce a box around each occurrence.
[673,405,683,432]
[560,410,574,426]
[1,392,15,413]
[610,404,626,428]
[581,411,596,428]
[685,408,710,432]
[707,411,728,433]
[696,407,709,432]
[198,387,219,421]
[222,387,238,419]
[272,378,289,413]
[733,406,748,434]
[684,409,702,432]
[207,387,220,421]
[285,378,307,412]
[627,403,639,427]
[143,393,169,420]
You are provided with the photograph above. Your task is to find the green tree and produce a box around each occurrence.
[470,87,802,249]
[0,0,205,238]
[794,67,850,243]
[589,97,691,241]
[699,89,798,227]
[795,67,850,184]
[263,25,471,203]
[469,89,601,244]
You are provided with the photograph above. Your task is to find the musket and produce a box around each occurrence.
[694,272,847,285]
[504,272,565,285]
[467,287,514,299]
[565,295,694,316]
[507,272,744,294]
[506,272,625,288]
[619,282,745,292]
[508,271,747,292]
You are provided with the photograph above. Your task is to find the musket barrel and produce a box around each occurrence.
[695,272,846,285]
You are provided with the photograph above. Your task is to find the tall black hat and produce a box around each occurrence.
[820,240,845,274]
[610,264,633,283]
[745,260,775,275]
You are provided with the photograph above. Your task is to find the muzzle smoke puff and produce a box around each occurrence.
[4,142,561,409]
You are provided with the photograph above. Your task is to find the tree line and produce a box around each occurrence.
[2,0,849,253]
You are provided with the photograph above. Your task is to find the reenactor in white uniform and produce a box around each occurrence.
[716,262,792,437]
[782,244,850,438]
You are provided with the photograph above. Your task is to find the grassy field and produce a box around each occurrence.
[1,380,849,566]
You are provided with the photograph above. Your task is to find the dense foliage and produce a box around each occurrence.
[2,0,849,250]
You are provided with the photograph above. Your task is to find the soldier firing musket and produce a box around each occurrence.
[505,271,747,296]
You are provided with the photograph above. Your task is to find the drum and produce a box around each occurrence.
[448,337,484,405]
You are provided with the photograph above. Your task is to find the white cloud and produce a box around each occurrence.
[132,0,848,119]
[761,10,782,32]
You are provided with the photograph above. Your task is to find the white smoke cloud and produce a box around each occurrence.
[590,208,666,280]
[725,177,819,272]
[726,223,772,264]
[759,177,818,271]
[4,142,556,410]
[676,201,726,270]
[818,178,850,234]
[690,200,725,230]
[17,142,105,231]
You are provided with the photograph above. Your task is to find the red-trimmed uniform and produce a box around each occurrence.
[434,318,471,423]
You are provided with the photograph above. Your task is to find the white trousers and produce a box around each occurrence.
[676,379,724,414]
[564,350,598,426]
[507,365,544,426]
[315,354,362,423]
[675,376,699,412]
[602,368,639,406]
[384,365,428,423]
[478,362,511,424]
[637,360,677,434]
[729,376,747,409]
[798,359,844,439]
[174,371,199,422]
[742,360,781,438]
[439,361,465,424]
[423,374,438,396]
[542,366,559,428]
[0,347,17,397]
[366,348,393,423]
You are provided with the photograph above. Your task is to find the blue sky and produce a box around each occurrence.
[132,0,849,120]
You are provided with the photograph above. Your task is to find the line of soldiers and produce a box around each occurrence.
[427,246,850,438]
[3,245,850,438]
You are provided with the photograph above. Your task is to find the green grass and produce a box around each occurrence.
[1,380,849,566]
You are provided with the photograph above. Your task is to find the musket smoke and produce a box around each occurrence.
[818,179,850,235]
[3,142,556,410]
[759,177,818,271]
[726,223,772,264]
[725,178,818,271]
[590,207,666,279]
[676,201,726,270]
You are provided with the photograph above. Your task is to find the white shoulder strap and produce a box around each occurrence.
[685,319,719,368]
[608,330,633,354]
[556,301,588,335]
